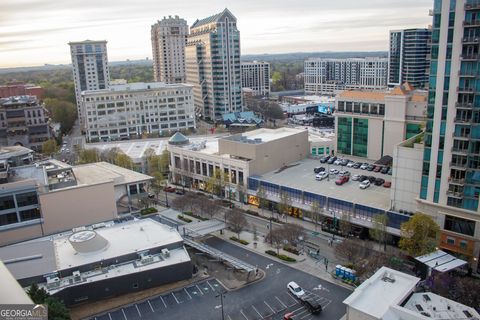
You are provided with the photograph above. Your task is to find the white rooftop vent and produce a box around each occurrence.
[68,230,109,253]
[72,270,82,282]
[161,248,170,257]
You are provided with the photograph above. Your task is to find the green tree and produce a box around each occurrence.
[370,213,389,252]
[42,139,58,156]
[256,186,271,218]
[114,152,134,170]
[27,283,70,320]
[206,169,225,197]
[78,148,100,164]
[399,213,440,257]
[43,98,77,134]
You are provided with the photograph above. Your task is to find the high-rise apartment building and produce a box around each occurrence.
[241,61,270,96]
[388,28,432,88]
[418,0,480,272]
[151,16,189,84]
[69,40,110,129]
[185,9,242,121]
[304,58,388,95]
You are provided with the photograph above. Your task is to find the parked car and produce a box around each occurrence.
[300,296,322,314]
[373,166,382,172]
[314,167,324,173]
[339,170,350,177]
[316,172,328,181]
[319,156,330,163]
[360,163,369,170]
[334,159,342,165]
[335,176,349,185]
[387,168,393,175]
[287,281,305,298]
[327,156,337,164]
[164,186,176,193]
[368,176,376,183]
[283,313,295,320]
[359,175,368,182]
[367,164,375,171]
[351,174,360,181]
[340,159,350,166]
[374,178,385,186]
[346,161,355,168]
[359,180,371,189]
[353,162,362,169]
[383,181,392,188]
[175,189,185,195]
[381,166,390,174]
[148,192,155,199]
[330,168,339,175]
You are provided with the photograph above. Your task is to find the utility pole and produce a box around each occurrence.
[216,291,226,320]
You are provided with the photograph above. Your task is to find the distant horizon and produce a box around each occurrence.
[1,0,431,68]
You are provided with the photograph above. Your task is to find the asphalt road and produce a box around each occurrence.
[90,238,351,320]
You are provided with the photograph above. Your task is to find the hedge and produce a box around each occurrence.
[178,215,192,223]
[140,207,158,215]
[230,236,249,245]
[183,211,208,221]
[283,246,300,255]
[264,250,297,262]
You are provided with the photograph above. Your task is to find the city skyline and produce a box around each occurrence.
[1,0,432,68]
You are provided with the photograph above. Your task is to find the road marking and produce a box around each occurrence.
[172,292,180,304]
[227,315,233,320]
[121,308,128,320]
[323,300,332,310]
[240,309,249,320]
[160,296,167,308]
[275,296,287,308]
[184,288,192,300]
[196,285,204,295]
[207,280,216,291]
[147,300,154,312]
[264,301,275,313]
[300,313,312,319]
[108,313,113,320]
[287,291,299,302]
[252,305,262,318]
[135,305,141,317]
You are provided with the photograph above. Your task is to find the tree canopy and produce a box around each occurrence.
[399,213,440,257]
[42,139,58,156]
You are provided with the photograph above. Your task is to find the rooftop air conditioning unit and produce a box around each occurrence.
[72,271,82,282]
[161,248,170,257]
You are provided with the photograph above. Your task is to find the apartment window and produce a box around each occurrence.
[19,208,40,221]
[444,215,475,236]
[0,195,15,210]
[129,185,138,195]
[446,237,455,245]
[15,192,38,207]
[460,240,468,250]
[0,213,18,226]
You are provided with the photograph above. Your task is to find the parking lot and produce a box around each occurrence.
[259,157,391,210]
[90,278,332,320]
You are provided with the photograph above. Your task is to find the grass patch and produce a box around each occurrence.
[230,236,249,245]
[178,215,192,223]
[283,246,300,255]
[140,207,158,215]
[264,250,296,262]
[183,211,208,221]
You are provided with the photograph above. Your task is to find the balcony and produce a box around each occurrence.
[453,116,471,123]
[451,147,469,155]
[460,54,480,61]
[456,102,474,109]
[450,161,467,169]
[465,1,480,10]
[447,190,464,198]
[462,37,480,44]
[457,86,475,93]
[449,177,466,185]
[458,70,479,77]
[463,20,480,27]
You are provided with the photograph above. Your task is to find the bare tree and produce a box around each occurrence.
[278,191,292,222]
[370,213,389,252]
[266,228,286,255]
[339,212,353,237]
[227,209,248,239]
[281,223,305,247]
[310,201,322,231]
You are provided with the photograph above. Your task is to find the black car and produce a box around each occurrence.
[368,176,376,183]
[381,166,390,174]
[353,162,362,169]
[301,296,322,314]
[319,156,330,163]
[314,167,325,173]
[367,164,375,171]
[359,175,368,182]
[374,178,385,186]
[327,156,337,164]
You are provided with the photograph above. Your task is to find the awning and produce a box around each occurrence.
[415,250,467,272]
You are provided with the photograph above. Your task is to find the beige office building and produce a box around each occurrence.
[335,83,427,160]
[151,16,189,83]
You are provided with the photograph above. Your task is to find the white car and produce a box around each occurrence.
[329,168,339,175]
[359,180,371,189]
[360,163,369,170]
[339,170,350,177]
[346,161,355,168]
[333,159,342,165]
[287,281,305,298]
[352,174,360,181]
[316,172,328,181]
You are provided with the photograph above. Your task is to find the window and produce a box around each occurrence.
[444,215,475,236]
[15,192,38,207]
[19,208,40,221]
[0,196,15,210]
[0,212,18,226]
[446,237,455,245]
[129,185,138,195]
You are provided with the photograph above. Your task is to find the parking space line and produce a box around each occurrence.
[172,292,180,304]
[240,309,249,320]
[275,296,287,309]
[300,314,312,320]
[291,305,306,314]
[323,300,332,310]
[264,301,275,313]
[252,305,262,318]
[184,288,192,300]
[160,296,167,308]
[135,305,141,317]
[147,300,154,312]
[195,285,204,295]
[227,315,233,320]
[206,280,216,291]
[108,313,112,320]
[121,309,127,320]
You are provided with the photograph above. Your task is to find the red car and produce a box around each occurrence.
[335,176,349,185]
[373,166,382,172]
[164,186,176,193]
[283,313,295,320]
[383,181,391,188]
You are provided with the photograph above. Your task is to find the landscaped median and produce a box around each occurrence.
[177,215,193,223]
[182,211,208,221]
[229,236,249,245]
[140,207,158,216]
[265,250,297,262]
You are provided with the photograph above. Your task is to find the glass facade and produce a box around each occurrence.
[353,118,368,157]
[337,117,352,155]
[0,189,41,227]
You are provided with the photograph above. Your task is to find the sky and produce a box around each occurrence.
[0,0,433,68]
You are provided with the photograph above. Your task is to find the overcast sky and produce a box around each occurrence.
[0,0,432,68]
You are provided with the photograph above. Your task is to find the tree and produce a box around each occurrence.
[43,98,77,134]
[278,191,292,221]
[256,186,271,218]
[227,209,248,239]
[27,283,70,320]
[334,238,369,266]
[42,139,58,156]
[266,228,286,255]
[310,201,322,230]
[281,223,305,247]
[78,148,100,164]
[370,213,389,252]
[399,213,440,257]
[114,152,134,170]
[339,212,352,237]
[206,169,225,197]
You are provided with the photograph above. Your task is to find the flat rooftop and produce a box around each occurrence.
[225,127,306,144]
[403,292,480,319]
[82,82,192,95]
[343,267,419,319]
[73,161,152,186]
[257,158,391,210]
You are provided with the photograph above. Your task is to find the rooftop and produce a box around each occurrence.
[224,127,306,144]
[191,8,236,29]
[82,82,192,95]
[72,161,152,186]
[343,267,420,319]
[0,95,38,106]
[68,39,107,45]
[0,146,33,160]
